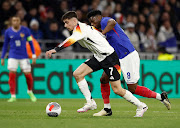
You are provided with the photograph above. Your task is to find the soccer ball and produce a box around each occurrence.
[46,102,61,117]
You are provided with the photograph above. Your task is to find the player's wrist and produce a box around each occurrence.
[32,54,36,59]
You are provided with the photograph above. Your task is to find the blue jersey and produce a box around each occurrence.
[101,17,135,59]
[1,26,35,59]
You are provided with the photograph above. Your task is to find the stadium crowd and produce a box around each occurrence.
[0,0,180,53]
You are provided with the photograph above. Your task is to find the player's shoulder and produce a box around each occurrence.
[101,17,112,22]
[5,27,12,32]
[73,22,86,33]
[21,26,29,30]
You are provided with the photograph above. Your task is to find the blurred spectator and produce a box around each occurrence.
[102,5,113,17]
[14,1,26,13]
[8,0,18,6]
[55,0,69,21]
[24,8,39,24]
[174,21,180,50]
[38,4,47,21]
[157,20,177,53]
[76,10,83,22]
[21,20,28,27]
[46,21,65,49]
[112,3,124,25]
[81,4,89,22]
[16,9,26,21]
[98,0,115,13]
[148,14,158,34]
[22,0,37,12]
[142,7,150,17]
[168,0,180,20]
[125,22,140,51]
[159,12,170,26]
[0,1,13,25]
[125,14,133,23]
[47,21,60,39]
[30,19,43,39]
[157,46,174,60]
[163,2,178,27]
[144,27,157,52]
[138,14,146,25]
[138,24,146,51]
[130,2,139,16]
[90,0,100,10]
[152,3,160,21]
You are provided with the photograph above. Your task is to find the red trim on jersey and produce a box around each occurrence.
[113,28,120,38]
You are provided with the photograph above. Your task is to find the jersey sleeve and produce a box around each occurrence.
[26,27,35,54]
[55,25,85,52]
[1,30,10,58]
[100,17,110,30]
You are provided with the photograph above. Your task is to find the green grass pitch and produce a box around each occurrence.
[0,99,180,128]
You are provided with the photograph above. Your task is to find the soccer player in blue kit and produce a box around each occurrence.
[1,16,37,102]
[87,10,171,116]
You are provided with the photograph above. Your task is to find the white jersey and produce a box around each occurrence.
[56,22,114,61]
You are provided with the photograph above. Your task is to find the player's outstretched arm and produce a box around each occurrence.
[46,49,56,58]
[102,19,116,35]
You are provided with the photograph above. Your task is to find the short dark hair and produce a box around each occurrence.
[87,10,101,19]
[61,11,77,21]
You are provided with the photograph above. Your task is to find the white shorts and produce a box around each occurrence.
[8,58,31,72]
[119,50,140,84]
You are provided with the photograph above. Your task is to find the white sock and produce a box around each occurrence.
[123,90,142,108]
[11,94,16,98]
[104,103,111,109]
[78,79,91,103]
[27,90,32,93]
[156,93,162,100]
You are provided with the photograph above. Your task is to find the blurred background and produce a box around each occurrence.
[0,0,180,59]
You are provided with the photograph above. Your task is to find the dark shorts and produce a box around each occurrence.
[84,52,121,81]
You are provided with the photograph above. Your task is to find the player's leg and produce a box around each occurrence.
[121,50,171,110]
[102,52,147,117]
[7,58,18,102]
[93,72,112,116]
[20,59,36,102]
[74,58,101,112]
[110,80,148,117]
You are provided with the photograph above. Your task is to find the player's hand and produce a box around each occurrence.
[46,49,56,58]
[32,58,36,65]
[1,59,4,66]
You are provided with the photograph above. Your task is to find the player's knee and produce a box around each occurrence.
[113,88,119,95]
[100,73,109,84]
[127,84,137,93]
[100,76,109,84]
[73,71,82,80]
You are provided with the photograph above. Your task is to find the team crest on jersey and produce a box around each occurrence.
[20,33,25,40]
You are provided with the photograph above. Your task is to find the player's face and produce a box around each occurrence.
[63,18,76,31]
[89,16,101,29]
[12,17,21,28]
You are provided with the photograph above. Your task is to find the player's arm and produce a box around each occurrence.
[102,19,116,35]
[46,26,84,58]
[26,27,36,64]
[46,36,78,58]
[1,30,10,66]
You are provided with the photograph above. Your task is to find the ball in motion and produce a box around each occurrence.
[46,102,61,117]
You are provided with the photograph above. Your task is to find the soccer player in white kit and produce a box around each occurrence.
[46,11,148,117]
[1,16,37,102]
